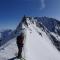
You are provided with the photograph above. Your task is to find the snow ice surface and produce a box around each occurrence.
[0,22,60,60]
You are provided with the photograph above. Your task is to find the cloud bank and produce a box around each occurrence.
[40,0,46,10]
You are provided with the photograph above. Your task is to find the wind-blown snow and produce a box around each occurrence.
[0,18,60,60]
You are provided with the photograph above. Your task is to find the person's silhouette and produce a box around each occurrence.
[16,33,24,59]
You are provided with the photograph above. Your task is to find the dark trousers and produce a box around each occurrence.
[17,45,23,58]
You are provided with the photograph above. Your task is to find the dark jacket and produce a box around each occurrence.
[17,34,24,47]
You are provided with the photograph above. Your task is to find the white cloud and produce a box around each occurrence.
[40,0,46,10]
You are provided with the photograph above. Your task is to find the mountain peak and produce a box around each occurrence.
[15,16,60,33]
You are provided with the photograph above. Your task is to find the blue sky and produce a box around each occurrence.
[0,0,60,30]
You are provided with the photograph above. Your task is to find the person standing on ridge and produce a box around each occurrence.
[16,32,24,59]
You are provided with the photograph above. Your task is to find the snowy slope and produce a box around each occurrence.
[0,38,18,60]
[50,32,60,41]
[0,16,60,60]
[35,17,60,34]
[23,21,60,60]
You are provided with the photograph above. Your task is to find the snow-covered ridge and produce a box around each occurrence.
[15,16,60,51]
[0,16,60,60]
[19,16,60,34]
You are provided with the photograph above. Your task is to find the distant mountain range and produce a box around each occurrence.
[0,29,12,46]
